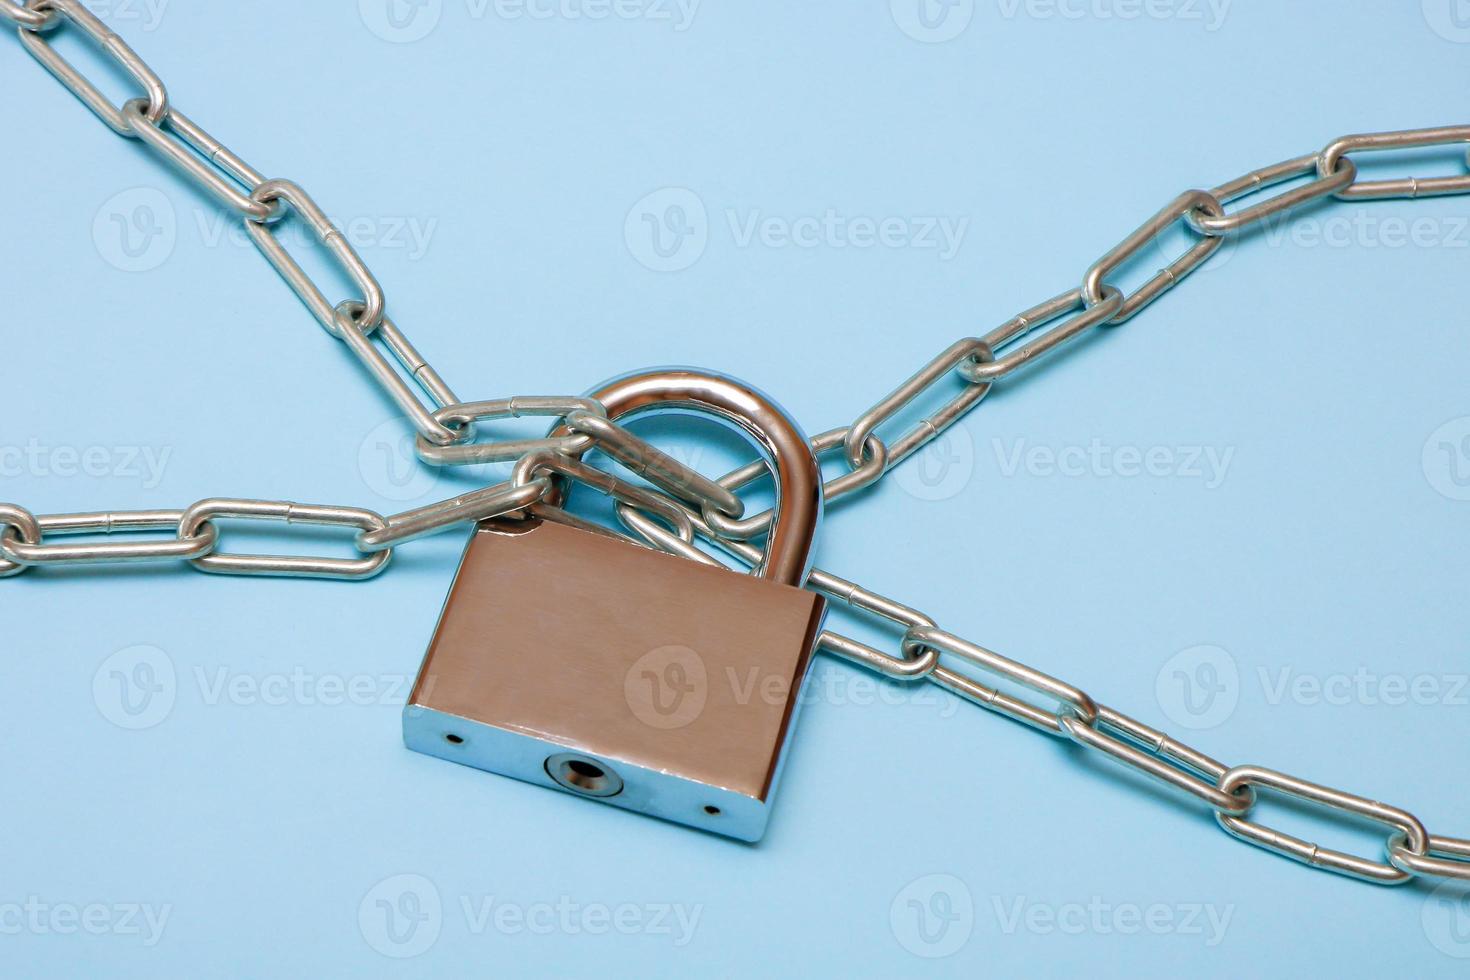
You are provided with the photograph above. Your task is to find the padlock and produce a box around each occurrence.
[403,369,826,841]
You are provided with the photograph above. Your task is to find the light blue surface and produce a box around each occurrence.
[3,2,1470,975]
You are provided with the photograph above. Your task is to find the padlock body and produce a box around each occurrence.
[404,515,826,841]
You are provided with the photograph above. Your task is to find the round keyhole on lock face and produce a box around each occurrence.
[545,753,624,798]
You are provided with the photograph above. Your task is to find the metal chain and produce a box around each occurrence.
[6,0,1470,886]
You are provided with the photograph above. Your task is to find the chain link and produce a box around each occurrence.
[1319,126,1470,201]
[8,10,1470,886]
[16,0,166,135]
[1,509,218,566]
[3,0,55,29]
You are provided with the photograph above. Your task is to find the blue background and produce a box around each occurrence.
[3,1,1469,975]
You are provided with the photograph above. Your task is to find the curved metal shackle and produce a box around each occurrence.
[557,368,823,587]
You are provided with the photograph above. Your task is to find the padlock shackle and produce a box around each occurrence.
[577,368,823,587]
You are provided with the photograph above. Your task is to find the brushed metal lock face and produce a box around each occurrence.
[403,515,827,841]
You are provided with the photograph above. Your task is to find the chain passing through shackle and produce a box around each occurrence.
[409,369,827,841]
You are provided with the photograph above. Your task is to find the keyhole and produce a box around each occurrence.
[545,753,624,798]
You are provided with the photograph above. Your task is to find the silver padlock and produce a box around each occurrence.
[403,369,826,841]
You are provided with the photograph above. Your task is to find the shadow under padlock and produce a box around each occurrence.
[402,369,827,841]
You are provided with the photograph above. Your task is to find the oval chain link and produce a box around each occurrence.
[16,0,167,135]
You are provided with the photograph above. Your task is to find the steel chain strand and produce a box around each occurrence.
[12,0,602,463]
[0,480,565,576]
[888,128,1467,486]
[11,0,1469,518]
[619,487,1467,885]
